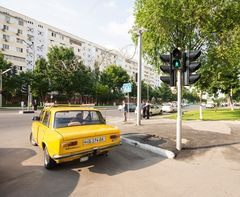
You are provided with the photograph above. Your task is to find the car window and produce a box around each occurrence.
[39,110,45,122]
[54,110,105,128]
[43,111,50,127]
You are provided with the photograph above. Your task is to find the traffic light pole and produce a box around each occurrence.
[137,29,143,126]
[176,70,182,151]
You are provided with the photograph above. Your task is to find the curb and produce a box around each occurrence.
[121,137,175,159]
[19,110,35,114]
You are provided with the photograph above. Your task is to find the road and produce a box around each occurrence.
[0,110,240,197]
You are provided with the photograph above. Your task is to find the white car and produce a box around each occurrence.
[149,105,162,116]
[118,105,123,111]
[162,103,174,113]
[206,103,215,108]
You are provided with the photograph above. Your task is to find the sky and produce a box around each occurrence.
[0,0,136,58]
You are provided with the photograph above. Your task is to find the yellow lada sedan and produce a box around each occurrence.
[30,105,120,169]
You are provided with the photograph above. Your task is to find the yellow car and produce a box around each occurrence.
[30,105,120,169]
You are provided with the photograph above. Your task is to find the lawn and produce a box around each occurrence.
[167,108,240,121]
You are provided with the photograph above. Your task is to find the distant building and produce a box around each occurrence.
[0,6,160,87]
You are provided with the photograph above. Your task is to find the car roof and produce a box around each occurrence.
[42,104,100,113]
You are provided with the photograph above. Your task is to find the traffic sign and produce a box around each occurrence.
[122,83,132,93]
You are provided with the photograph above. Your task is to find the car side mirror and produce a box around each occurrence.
[32,116,40,121]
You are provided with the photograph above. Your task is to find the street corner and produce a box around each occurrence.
[121,133,176,159]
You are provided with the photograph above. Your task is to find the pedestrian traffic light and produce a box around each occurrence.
[21,84,28,94]
[160,53,176,86]
[172,48,182,69]
[11,66,17,75]
[183,50,201,86]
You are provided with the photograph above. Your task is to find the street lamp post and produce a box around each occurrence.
[23,40,35,108]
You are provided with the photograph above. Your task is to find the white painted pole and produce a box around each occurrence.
[176,70,182,151]
[128,92,130,121]
[137,30,142,126]
[199,90,203,120]
[0,70,2,108]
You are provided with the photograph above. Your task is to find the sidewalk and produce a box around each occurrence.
[109,115,240,158]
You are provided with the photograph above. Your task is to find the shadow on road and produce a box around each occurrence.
[55,144,164,176]
[0,148,79,197]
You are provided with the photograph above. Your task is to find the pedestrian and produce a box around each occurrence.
[142,100,146,118]
[122,100,128,122]
[33,99,38,111]
[145,100,150,119]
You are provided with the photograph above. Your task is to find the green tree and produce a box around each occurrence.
[100,64,130,102]
[133,0,240,107]
[31,58,50,102]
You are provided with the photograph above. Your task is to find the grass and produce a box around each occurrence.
[167,108,240,121]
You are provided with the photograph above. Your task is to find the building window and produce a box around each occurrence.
[38,30,43,36]
[3,25,9,31]
[3,34,10,42]
[5,16,10,23]
[17,29,23,35]
[60,35,64,40]
[16,47,23,53]
[18,20,24,26]
[51,32,56,37]
[3,44,9,50]
[78,49,81,52]
[16,38,23,44]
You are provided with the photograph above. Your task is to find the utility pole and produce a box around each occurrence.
[137,29,143,126]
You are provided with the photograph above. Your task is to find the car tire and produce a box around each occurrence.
[30,132,38,146]
[150,112,153,116]
[44,147,56,169]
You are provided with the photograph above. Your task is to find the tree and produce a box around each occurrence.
[31,58,50,102]
[100,64,130,102]
[132,0,240,107]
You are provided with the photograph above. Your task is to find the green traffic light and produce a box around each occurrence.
[173,59,181,68]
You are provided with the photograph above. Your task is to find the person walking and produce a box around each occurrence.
[122,100,128,122]
[142,100,146,118]
[145,100,150,119]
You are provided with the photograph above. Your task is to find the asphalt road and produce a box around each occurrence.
[0,110,240,197]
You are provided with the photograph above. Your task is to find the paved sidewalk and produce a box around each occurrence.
[108,115,240,158]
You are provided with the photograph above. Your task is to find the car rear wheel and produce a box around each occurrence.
[44,147,56,169]
[30,132,37,146]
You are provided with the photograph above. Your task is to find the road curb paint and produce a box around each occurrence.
[121,137,175,159]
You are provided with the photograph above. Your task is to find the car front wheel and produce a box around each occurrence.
[44,147,56,169]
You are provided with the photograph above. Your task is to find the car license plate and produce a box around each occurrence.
[83,136,105,144]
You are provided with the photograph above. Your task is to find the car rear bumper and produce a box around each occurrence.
[52,143,120,160]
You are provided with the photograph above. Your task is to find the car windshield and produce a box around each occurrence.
[54,110,105,128]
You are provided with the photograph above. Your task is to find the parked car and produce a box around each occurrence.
[118,104,123,111]
[162,103,174,113]
[128,103,137,112]
[30,104,121,169]
[206,103,215,108]
[149,105,162,116]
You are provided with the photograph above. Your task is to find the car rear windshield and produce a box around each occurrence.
[54,110,105,128]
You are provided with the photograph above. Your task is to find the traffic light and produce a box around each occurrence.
[183,50,201,86]
[172,48,182,69]
[11,66,17,75]
[160,53,176,86]
[21,84,28,94]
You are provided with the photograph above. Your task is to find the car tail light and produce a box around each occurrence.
[62,141,78,148]
[110,134,120,140]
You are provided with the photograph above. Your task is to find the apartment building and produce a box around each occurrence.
[0,6,160,87]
